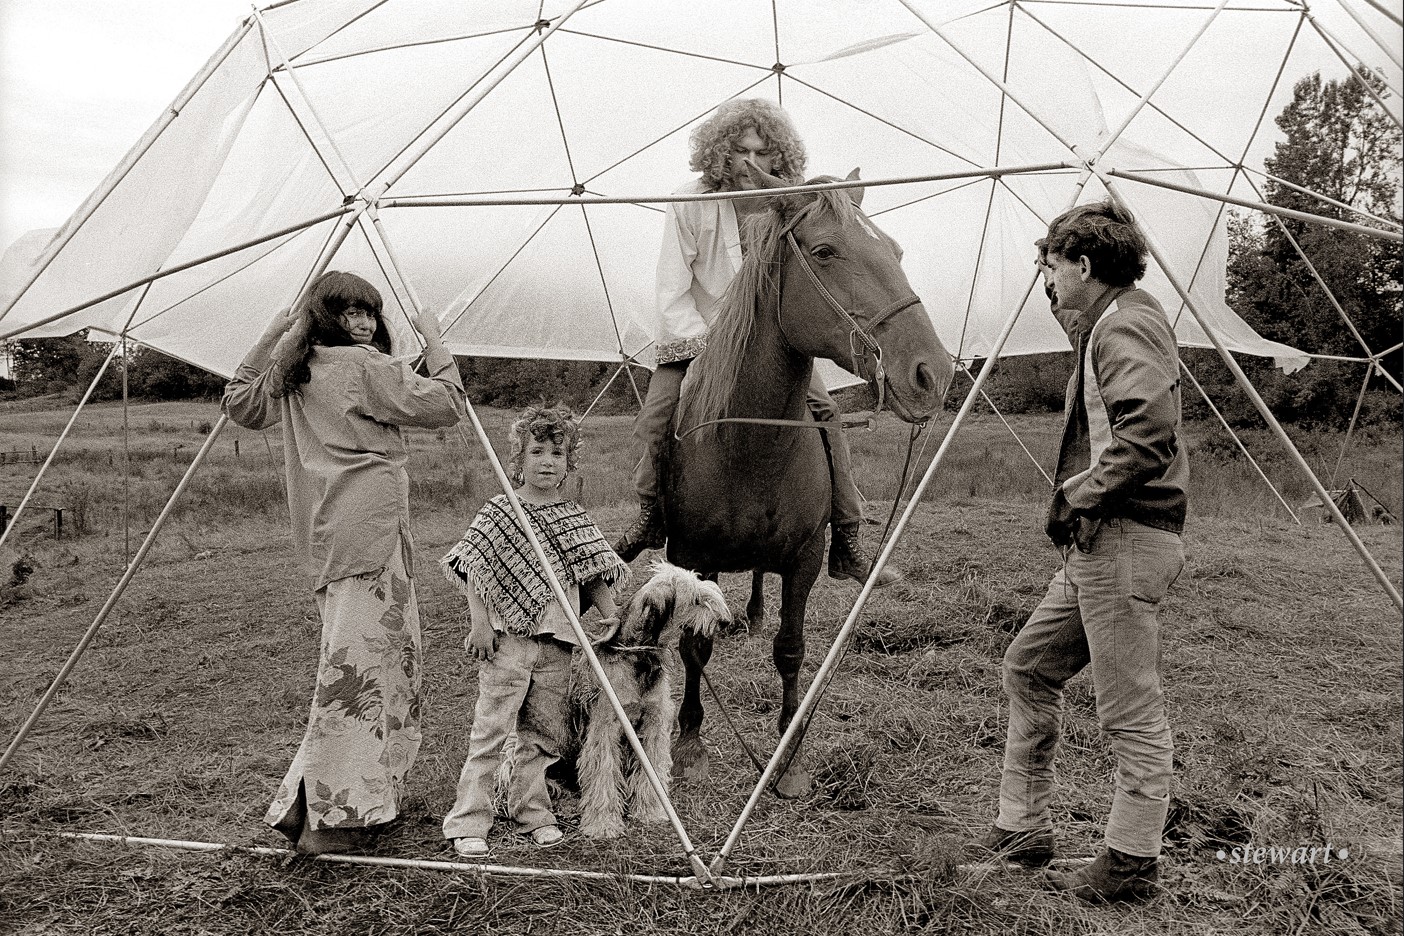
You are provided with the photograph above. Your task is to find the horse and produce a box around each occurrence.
[662,167,955,797]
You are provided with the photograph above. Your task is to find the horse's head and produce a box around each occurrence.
[742,164,955,423]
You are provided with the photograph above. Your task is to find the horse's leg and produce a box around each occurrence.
[673,627,713,782]
[772,538,824,799]
[746,570,766,632]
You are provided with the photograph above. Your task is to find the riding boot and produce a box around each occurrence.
[827,522,903,587]
[1043,847,1159,903]
[614,496,665,562]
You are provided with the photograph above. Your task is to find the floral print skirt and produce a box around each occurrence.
[265,542,423,832]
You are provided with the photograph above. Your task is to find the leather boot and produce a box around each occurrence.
[1043,847,1159,903]
[613,496,665,562]
[964,825,1055,868]
[828,522,903,587]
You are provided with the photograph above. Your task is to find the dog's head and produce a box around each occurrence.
[603,561,729,650]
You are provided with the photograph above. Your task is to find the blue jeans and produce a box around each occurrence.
[442,632,570,840]
[997,517,1185,858]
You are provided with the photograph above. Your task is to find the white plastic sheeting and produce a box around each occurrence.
[3,0,1399,379]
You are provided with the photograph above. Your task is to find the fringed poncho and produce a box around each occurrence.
[440,495,629,636]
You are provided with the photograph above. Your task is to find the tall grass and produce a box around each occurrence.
[2,401,1399,539]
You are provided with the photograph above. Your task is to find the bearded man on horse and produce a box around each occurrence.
[615,98,902,588]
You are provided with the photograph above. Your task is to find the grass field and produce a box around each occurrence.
[1,397,1400,935]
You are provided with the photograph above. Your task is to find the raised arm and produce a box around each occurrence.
[221,305,306,430]
[352,309,466,429]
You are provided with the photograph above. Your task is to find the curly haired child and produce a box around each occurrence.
[439,403,629,857]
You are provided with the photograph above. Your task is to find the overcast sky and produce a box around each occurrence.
[0,0,251,250]
[1,0,1399,254]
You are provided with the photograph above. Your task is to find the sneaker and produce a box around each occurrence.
[613,498,665,562]
[828,523,903,587]
[452,836,490,858]
[1043,847,1158,903]
[965,825,1056,868]
[529,825,564,848]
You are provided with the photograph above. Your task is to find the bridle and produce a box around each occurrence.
[777,201,921,416]
[675,198,921,440]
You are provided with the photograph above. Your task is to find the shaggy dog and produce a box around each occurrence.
[499,562,729,839]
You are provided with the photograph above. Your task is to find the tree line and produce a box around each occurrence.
[3,70,1398,429]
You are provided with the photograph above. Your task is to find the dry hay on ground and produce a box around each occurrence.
[1,491,1400,935]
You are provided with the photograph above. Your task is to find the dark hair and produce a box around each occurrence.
[1043,199,1148,288]
[688,98,807,190]
[279,271,391,394]
[507,402,582,486]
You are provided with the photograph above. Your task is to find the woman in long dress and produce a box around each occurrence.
[223,271,465,854]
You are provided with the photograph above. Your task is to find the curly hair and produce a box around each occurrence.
[1042,199,1148,288]
[688,98,807,190]
[277,271,391,395]
[507,402,583,487]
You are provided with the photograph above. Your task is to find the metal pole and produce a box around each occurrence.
[0,208,352,343]
[0,19,254,324]
[1105,169,1403,242]
[379,162,1072,210]
[1100,173,1402,609]
[457,403,714,886]
[712,173,1095,874]
[0,416,230,775]
[372,1,593,193]
[252,7,361,194]
[1332,0,1403,71]
[1356,0,1403,27]
[36,831,855,889]
[1304,14,1403,131]
[1329,364,1376,488]
[362,211,709,882]
[1244,167,1401,231]
[1094,0,1232,157]
[0,343,119,553]
[1178,360,1300,523]
[1,200,363,776]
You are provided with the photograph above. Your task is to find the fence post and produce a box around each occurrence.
[234,439,240,457]
[54,508,62,541]
[1,505,8,533]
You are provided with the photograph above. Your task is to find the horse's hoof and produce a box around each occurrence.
[671,738,710,782]
[772,767,811,799]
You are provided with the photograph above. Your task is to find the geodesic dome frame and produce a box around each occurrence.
[1,0,1400,884]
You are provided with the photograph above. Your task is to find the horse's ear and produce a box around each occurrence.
[845,167,865,208]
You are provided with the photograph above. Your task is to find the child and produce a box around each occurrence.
[440,403,629,857]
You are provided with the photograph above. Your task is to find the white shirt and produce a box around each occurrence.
[654,178,743,364]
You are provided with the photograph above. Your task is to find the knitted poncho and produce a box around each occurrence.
[440,495,629,636]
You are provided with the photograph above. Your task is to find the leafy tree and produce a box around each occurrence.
[1221,68,1402,426]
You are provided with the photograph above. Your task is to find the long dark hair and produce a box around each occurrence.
[278,271,391,394]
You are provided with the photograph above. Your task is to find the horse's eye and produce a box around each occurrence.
[811,245,836,261]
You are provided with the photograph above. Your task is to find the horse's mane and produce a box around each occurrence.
[682,187,854,441]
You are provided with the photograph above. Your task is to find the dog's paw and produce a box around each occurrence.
[579,817,626,839]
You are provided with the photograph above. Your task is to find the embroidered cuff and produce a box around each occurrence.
[655,335,707,365]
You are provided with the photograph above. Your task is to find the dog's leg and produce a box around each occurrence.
[627,670,674,824]
[576,695,626,839]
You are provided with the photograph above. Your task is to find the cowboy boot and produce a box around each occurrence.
[1043,847,1159,903]
[614,496,665,562]
[964,825,1056,868]
[828,522,903,587]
